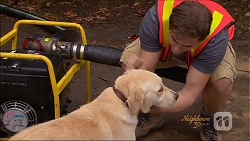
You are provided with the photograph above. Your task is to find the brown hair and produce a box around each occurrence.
[169,1,212,42]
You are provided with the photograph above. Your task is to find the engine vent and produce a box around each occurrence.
[0,100,37,135]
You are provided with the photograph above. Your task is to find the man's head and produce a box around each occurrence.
[168,1,212,55]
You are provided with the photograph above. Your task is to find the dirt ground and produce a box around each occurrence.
[0,0,249,140]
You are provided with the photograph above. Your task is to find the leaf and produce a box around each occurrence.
[96,15,106,20]
[63,10,77,18]
[26,6,36,12]
[133,2,139,6]
[245,12,250,16]
[82,16,94,22]
[43,13,57,21]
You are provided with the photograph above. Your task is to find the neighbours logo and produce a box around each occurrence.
[181,114,210,128]
[181,112,233,131]
[214,112,232,131]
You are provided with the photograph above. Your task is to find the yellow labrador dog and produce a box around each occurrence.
[10,69,178,140]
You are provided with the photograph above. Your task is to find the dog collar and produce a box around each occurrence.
[113,86,129,108]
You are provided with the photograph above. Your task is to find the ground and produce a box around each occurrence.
[0,0,249,140]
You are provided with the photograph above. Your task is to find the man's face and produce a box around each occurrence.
[169,30,200,55]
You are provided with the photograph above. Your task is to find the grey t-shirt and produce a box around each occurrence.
[140,5,229,74]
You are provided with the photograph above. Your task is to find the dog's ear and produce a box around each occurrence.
[141,95,152,113]
[127,88,144,115]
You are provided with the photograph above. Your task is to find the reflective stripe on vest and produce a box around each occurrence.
[157,0,235,66]
[190,11,223,58]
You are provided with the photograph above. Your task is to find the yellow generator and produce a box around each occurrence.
[0,20,92,139]
[0,19,123,139]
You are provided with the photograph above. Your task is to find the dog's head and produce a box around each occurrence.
[114,69,179,115]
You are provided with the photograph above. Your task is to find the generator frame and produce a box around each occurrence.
[0,20,91,139]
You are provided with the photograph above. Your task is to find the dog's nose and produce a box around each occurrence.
[174,92,179,100]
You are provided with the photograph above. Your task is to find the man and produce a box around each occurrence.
[120,0,236,141]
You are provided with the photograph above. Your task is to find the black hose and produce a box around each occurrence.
[83,45,187,83]
[83,45,123,67]
[0,3,64,34]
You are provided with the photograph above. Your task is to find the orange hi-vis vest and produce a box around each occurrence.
[157,0,235,67]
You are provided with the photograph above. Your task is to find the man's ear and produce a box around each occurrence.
[126,88,145,115]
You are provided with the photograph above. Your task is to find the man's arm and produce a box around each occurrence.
[138,49,162,72]
[123,5,162,71]
[125,48,161,71]
[150,65,211,113]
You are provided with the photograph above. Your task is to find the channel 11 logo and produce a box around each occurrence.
[214,112,232,131]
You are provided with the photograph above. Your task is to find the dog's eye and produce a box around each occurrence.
[158,87,163,92]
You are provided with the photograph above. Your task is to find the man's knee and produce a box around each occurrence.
[209,77,233,93]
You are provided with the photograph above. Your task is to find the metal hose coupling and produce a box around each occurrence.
[22,37,123,67]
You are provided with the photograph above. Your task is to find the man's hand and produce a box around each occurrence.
[149,106,168,113]
[125,54,144,71]
[121,48,161,72]
[149,66,211,113]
